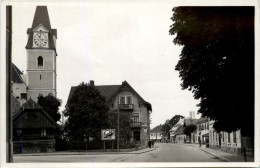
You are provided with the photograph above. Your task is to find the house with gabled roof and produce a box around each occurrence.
[67,80,152,147]
[12,97,57,153]
[150,124,163,142]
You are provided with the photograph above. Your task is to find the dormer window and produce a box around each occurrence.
[38,56,43,66]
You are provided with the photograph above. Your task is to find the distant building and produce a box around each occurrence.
[170,118,198,143]
[67,80,152,147]
[150,125,163,142]
[195,117,209,144]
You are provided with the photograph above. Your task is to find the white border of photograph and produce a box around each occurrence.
[1,0,259,167]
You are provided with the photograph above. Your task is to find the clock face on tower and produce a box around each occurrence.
[33,32,48,48]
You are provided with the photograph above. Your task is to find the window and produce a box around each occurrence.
[233,132,237,143]
[119,96,132,104]
[119,97,125,104]
[21,93,27,99]
[228,133,230,143]
[126,96,132,104]
[41,129,46,137]
[38,56,43,66]
[40,75,42,80]
[133,113,139,122]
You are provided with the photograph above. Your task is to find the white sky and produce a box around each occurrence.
[11,1,201,129]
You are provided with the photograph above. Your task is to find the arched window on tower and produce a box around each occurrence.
[38,56,43,66]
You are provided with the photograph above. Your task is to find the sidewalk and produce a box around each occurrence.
[179,143,254,162]
[14,146,157,157]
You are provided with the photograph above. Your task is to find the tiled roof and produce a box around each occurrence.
[25,6,57,55]
[95,85,121,101]
[175,126,185,135]
[11,63,24,84]
[151,125,162,133]
[21,98,43,110]
[67,81,152,111]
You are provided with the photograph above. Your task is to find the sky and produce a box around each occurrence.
[11,1,201,129]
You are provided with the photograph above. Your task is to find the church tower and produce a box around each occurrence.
[25,6,57,101]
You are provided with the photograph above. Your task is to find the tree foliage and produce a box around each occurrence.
[183,124,196,137]
[37,93,62,122]
[170,7,254,136]
[161,115,184,137]
[64,82,109,145]
[107,112,133,148]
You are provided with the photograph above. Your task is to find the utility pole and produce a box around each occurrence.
[117,98,120,152]
[6,5,13,162]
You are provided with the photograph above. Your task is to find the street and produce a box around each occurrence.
[14,143,222,162]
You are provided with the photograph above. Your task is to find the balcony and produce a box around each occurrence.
[118,104,134,111]
[131,122,141,127]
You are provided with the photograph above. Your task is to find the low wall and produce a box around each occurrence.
[13,139,55,154]
[209,144,241,155]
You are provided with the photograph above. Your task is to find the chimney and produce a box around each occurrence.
[90,80,94,86]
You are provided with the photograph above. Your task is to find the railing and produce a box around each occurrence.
[131,122,141,127]
[118,104,134,111]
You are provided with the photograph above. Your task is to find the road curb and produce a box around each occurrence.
[14,147,157,157]
[199,148,229,162]
[174,143,230,162]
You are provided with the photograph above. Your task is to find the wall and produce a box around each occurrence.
[12,83,27,101]
[176,134,186,143]
[13,139,55,154]
[110,91,150,147]
[26,49,56,101]
[209,120,241,154]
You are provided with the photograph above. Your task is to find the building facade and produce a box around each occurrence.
[68,81,152,147]
[12,98,56,154]
[150,125,163,142]
[195,117,209,144]
[25,6,57,101]
[209,120,242,155]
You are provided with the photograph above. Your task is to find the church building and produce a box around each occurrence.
[11,6,58,153]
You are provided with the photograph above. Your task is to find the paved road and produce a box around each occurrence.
[14,143,222,162]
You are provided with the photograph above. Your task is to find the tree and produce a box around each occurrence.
[183,124,196,138]
[169,7,254,137]
[107,112,132,148]
[161,115,184,138]
[64,82,109,149]
[37,93,62,122]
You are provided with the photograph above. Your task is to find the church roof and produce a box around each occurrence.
[25,6,57,55]
[11,63,24,84]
